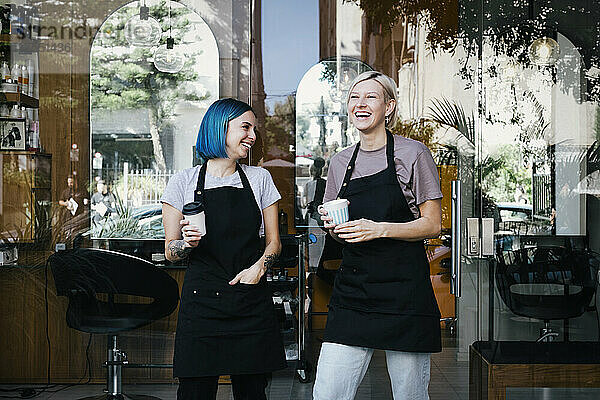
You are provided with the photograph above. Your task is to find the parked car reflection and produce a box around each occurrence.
[89,204,164,239]
[496,202,541,235]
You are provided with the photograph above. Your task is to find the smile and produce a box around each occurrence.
[354,112,371,118]
[241,142,253,149]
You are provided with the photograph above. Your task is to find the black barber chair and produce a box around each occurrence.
[495,246,599,341]
[48,248,179,400]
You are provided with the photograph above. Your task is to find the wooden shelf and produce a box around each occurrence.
[0,92,38,108]
[0,150,49,156]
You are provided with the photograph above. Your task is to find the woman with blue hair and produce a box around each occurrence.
[161,98,286,399]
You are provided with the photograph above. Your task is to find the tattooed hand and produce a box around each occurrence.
[167,240,193,260]
[264,253,278,270]
[228,253,278,285]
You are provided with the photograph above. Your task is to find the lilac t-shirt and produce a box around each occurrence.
[323,135,442,218]
[160,164,281,235]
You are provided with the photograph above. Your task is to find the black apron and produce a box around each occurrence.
[324,131,441,353]
[173,163,287,377]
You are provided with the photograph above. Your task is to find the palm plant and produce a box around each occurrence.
[426,97,475,144]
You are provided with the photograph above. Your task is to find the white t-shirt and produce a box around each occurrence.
[160,164,281,235]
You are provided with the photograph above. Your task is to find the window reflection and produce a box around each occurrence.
[481,32,598,237]
[89,0,219,239]
[295,57,372,227]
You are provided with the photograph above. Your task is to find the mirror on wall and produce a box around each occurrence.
[89,0,219,239]
[295,57,372,228]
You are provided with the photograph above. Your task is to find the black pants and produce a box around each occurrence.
[177,374,269,400]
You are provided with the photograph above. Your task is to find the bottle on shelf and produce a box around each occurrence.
[27,59,34,96]
[0,104,9,117]
[20,63,28,95]
[1,61,10,83]
[16,65,22,92]
[30,114,40,152]
[1,63,17,92]
[10,104,20,118]
[11,62,20,87]
[25,108,32,150]
[25,107,39,152]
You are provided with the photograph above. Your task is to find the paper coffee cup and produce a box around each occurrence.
[182,201,206,236]
[321,199,349,225]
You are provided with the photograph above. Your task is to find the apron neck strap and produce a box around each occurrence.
[236,163,252,190]
[337,130,395,199]
[337,141,360,199]
[384,130,396,172]
[195,162,208,203]
[195,162,250,203]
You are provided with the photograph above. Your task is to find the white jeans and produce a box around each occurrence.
[313,342,431,400]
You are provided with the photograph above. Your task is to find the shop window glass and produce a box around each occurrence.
[295,57,372,227]
[89,0,219,239]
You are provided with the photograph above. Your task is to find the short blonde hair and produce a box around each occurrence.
[345,71,398,128]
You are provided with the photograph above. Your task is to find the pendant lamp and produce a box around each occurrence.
[525,0,559,66]
[528,37,560,66]
[329,65,357,102]
[153,1,184,73]
[154,38,184,73]
[125,1,162,47]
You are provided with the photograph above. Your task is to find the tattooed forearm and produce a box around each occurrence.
[263,253,278,269]
[168,240,192,260]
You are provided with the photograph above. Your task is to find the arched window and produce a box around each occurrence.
[89,0,218,239]
[295,57,371,227]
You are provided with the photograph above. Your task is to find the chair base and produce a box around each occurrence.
[93,336,163,400]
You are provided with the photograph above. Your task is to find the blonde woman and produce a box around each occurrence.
[313,71,443,400]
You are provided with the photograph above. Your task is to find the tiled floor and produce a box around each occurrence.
[0,330,468,400]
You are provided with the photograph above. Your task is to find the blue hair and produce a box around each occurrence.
[195,98,254,160]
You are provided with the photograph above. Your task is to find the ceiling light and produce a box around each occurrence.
[154,38,184,73]
[124,2,162,47]
[528,37,560,66]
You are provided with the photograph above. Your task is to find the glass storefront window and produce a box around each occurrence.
[0,1,599,397]
[84,0,249,240]
[89,0,220,239]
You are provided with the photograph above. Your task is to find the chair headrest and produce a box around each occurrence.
[48,248,179,302]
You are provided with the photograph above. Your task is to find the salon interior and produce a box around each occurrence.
[0,0,599,399]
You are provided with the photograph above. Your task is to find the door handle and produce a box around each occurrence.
[451,180,461,297]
